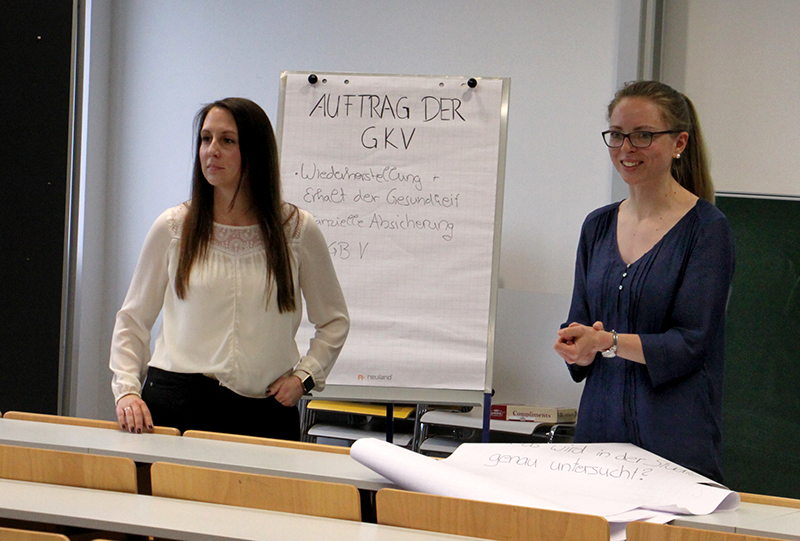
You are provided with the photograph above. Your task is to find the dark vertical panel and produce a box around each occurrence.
[0,1,74,413]
[717,196,800,497]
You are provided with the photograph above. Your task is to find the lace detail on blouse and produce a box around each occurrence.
[288,206,304,240]
[166,203,305,255]
[211,224,263,255]
[167,205,187,238]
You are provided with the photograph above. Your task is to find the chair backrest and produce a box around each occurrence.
[2,411,180,435]
[0,444,138,493]
[182,429,350,454]
[0,526,70,541]
[739,492,800,509]
[627,521,784,541]
[150,461,361,521]
[375,488,609,541]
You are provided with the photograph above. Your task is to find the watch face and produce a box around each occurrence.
[302,375,314,393]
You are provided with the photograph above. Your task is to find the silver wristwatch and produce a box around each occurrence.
[601,330,618,358]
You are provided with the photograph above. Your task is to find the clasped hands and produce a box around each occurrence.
[554,321,609,366]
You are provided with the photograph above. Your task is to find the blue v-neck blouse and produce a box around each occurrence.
[564,199,735,483]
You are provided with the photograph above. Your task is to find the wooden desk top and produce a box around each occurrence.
[0,478,481,541]
[0,417,393,491]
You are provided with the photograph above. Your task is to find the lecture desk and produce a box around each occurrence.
[0,417,392,491]
[3,418,800,539]
[0,478,483,541]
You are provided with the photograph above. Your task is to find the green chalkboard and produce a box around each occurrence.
[716,195,800,497]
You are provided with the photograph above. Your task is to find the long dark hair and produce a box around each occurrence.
[175,97,298,312]
[608,80,714,202]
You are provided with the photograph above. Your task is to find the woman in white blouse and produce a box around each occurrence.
[110,98,349,438]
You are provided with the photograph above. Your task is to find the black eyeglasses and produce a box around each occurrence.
[602,130,681,148]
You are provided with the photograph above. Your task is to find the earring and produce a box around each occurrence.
[675,153,681,159]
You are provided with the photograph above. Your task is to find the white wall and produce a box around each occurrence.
[661,0,800,198]
[76,0,641,419]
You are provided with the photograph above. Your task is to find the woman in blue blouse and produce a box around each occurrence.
[554,81,735,483]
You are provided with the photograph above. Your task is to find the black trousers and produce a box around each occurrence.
[141,366,300,440]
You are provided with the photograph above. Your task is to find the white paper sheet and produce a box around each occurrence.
[351,437,567,511]
[351,439,740,540]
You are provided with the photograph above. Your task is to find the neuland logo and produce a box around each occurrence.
[357,374,393,381]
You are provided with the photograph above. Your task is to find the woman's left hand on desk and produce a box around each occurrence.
[116,393,154,434]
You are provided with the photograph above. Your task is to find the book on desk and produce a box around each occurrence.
[490,404,577,423]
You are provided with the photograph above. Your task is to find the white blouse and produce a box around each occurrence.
[110,204,349,402]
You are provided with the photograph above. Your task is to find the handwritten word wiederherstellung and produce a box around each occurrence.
[298,163,427,191]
